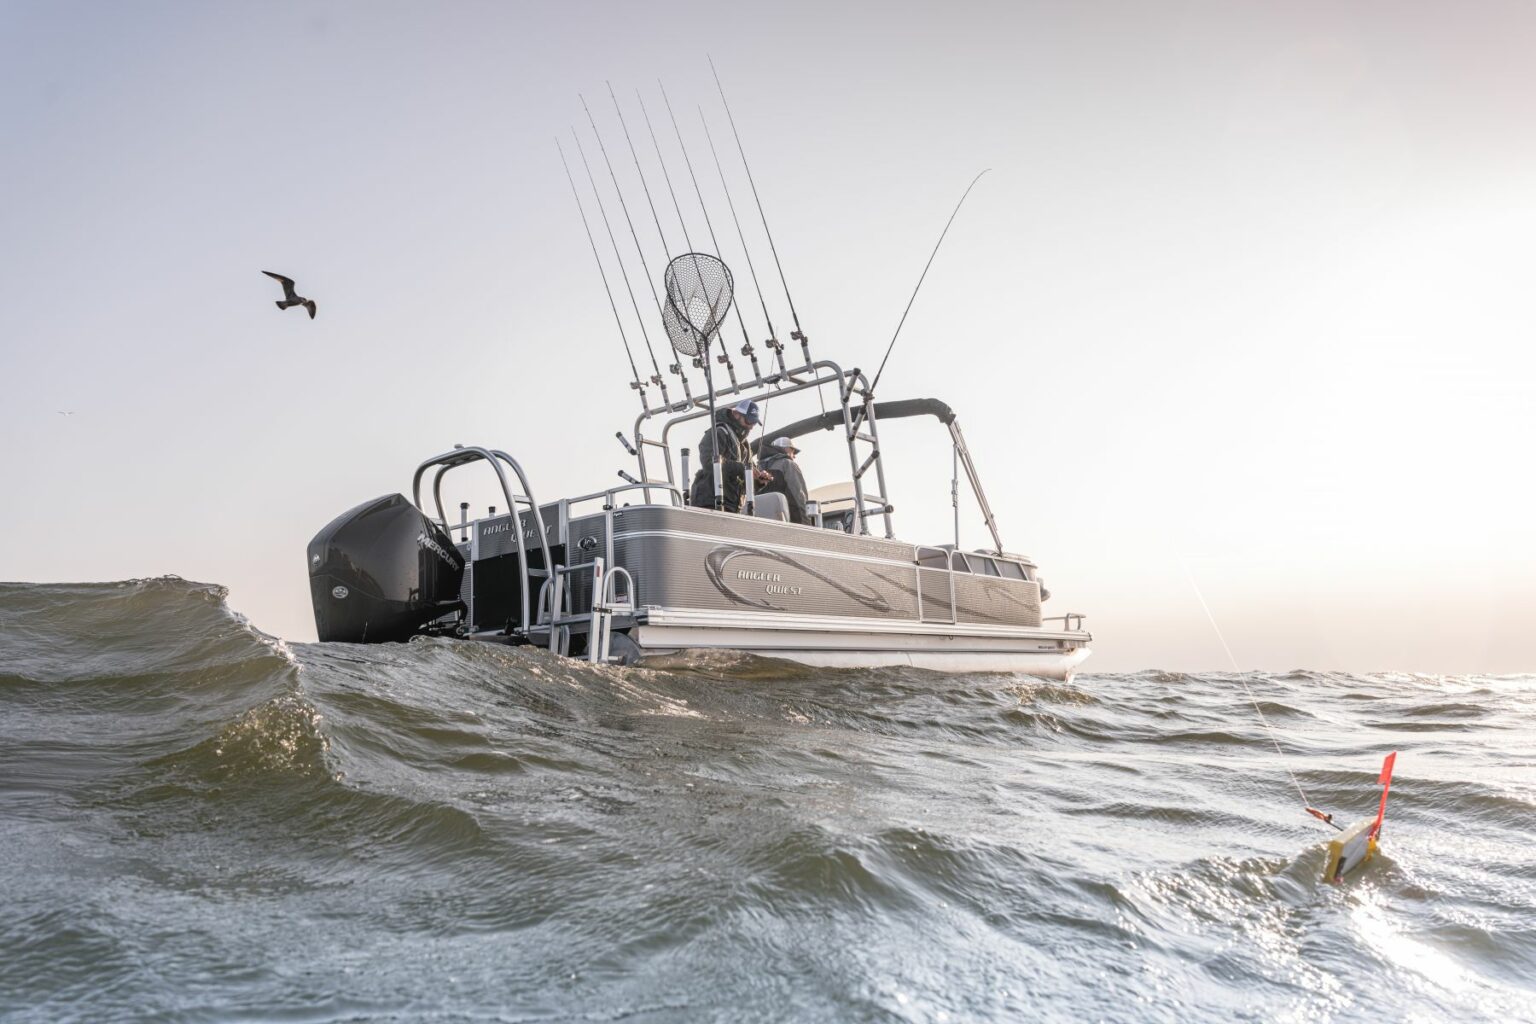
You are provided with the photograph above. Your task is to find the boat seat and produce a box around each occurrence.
[752,492,789,522]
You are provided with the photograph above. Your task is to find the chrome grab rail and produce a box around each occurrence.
[592,565,635,663]
[411,446,554,634]
[562,482,683,514]
[600,565,635,612]
[533,568,577,657]
[1041,613,1088,631]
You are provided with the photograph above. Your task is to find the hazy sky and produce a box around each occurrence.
[2,1,1532,673]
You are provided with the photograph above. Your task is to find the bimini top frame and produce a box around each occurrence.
[766,397,1005,555]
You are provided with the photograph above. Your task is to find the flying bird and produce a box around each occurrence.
[262,271,317,319]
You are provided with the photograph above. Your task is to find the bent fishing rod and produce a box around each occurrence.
[869,169,990,397]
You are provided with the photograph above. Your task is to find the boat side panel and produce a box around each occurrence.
[953,572,1041,627]
[918,567,953,622]
[558,505,1041,627]
[614,531,921,620]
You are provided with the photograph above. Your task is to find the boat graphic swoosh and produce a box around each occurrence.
[704,545,893,613]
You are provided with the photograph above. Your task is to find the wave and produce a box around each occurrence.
[2,579,1534,1023]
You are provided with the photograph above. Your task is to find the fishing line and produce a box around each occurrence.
[1182,561,1335,827]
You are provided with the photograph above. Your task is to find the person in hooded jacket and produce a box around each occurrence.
[690,400,770,512]
[759,435,810,525]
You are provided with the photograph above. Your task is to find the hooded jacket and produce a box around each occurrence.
[690,409,754,511]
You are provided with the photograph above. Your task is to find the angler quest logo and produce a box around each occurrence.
[481,519,554,544]
[734,568,803,597]
[705,545,891,613]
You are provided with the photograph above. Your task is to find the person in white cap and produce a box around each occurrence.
[759,435,810,524]
[690,400,771,512]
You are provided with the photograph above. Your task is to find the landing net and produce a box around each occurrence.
[662,253,734,357]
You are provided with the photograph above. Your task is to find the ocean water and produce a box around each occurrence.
[1,578,1532,1023]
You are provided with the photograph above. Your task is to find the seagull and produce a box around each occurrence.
[262,271,317,319]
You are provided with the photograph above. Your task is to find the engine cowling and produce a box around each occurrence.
[306,494,465,643]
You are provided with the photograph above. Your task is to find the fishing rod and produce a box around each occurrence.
[709,56,810,369]
[605,82,682,407]
[571,130,674,403]
[556,137,645,401]
[638,88,693,252]
[634,88,706,407]
[699,106,773,381]
[580,94,671,401]
[659,79,747,390]
[698,305,725,506]
[869,169,989,397]
[608,82,672,260]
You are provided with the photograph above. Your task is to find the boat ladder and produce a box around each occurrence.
[536,557,637,663]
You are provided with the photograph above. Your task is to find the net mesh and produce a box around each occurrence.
[662,253,734,357]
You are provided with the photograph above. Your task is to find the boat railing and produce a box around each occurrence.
[560,482,684,518]
[1041,613,1088,631]
[636,359,895,541]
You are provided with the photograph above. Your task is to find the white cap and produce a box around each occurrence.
[770,436,800,453]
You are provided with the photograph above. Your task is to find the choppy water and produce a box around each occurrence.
[1,578,1533,1023]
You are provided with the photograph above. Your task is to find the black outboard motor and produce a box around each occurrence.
[307,494,465,643]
